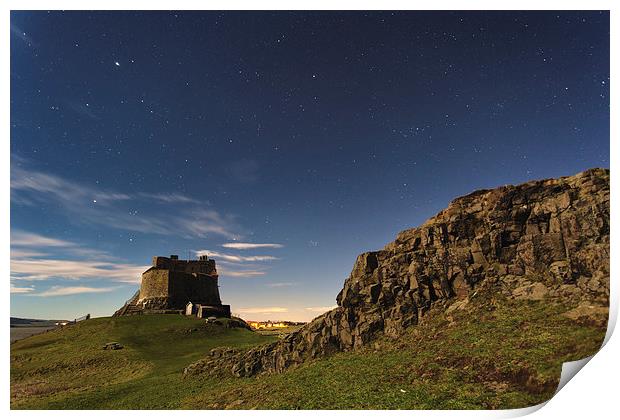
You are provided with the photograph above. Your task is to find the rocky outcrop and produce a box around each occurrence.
[185,168,609,378]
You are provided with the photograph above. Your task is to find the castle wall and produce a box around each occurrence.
[138,269,169,301]
[168,272,222,307]
[152,256,217,276]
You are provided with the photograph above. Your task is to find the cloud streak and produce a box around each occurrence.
[10,24,34,47]
[32,286,116,297]
[218,269,267,277]
[195,241,283,278]
[221,242,284,250]
[11,231,77,248]
[195,249,278,263]
[237,307,288,314]
[11,162,240,239]
[66,101,100,120]
[215,260,268,278]
[10,284,35,294]
[12,230,122,261]
[10,258,148,283]
[10,230,149,295]
[139,192,202,204]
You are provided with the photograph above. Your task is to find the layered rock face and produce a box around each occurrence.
[186,168,609,378]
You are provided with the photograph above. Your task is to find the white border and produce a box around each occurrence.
[4,1,616,419]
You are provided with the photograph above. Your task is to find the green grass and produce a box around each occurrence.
[11,315,275,409]
[180,296,605,410]
[11,296,606,410]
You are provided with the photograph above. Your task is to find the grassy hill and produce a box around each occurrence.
[11,294,606,409]
[11,315,276,409]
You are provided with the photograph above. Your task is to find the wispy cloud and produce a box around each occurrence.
[139,192,201,204]
[305,306,337,313]
[32,286,116,297]
[12,230,120,261]
[11,161,240,239]
[267,282,296,288]
[219,269,267,277]
[195,241,283,278]
[195,249,278,263]
[11,165,130,202]
[215,260,268,277]
[10,24,34,47]
[10,249,48,258]
[11,230,149,290]
[175,210,239,238]
[221,242,284,250]
[10,284,35,294]
[65,101,100,120]
[237,307,288,314]
[11,231,76,248]
[11,258,148,283]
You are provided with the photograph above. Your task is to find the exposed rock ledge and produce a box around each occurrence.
[185,168,609,378]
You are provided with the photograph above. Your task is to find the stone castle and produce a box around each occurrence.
[114,254,231,317]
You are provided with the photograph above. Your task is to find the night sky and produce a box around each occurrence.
[10,11,609,321]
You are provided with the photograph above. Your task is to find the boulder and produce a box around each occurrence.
[102,342,124,350]
[562,302,609,327]
[512,282,549,301]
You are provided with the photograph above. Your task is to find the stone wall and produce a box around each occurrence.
[167,272,222,308]
[152,256,217,276]
[138,269,169,301]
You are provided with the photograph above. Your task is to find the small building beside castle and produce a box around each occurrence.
[114,254,230,317]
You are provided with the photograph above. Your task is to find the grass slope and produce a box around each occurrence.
[11,315,275,409]
[11,295,606,410]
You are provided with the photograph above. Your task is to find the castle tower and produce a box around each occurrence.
[114,255,230,317]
